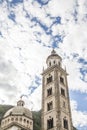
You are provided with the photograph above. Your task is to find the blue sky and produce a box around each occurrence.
[0,0,87,129]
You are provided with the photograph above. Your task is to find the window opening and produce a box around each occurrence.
[49,62,51,66]
[47,88,52,96]
[61,88,65,96]
[27,120,29,124]
[24,119,26,122]
[60,77,64,84]
[54,60,55,64]
[47,101,53,111]
[47,118,53,129]
[20,118,22,121]
[63,119,68,129]
[47,76,52,84]
[59,62,60,66]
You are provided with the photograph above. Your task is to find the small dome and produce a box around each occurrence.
[4,106,32,119]
[17,99,25,106]
[46,49,62,63]
[3,99,32,119]
[46,49,62,67]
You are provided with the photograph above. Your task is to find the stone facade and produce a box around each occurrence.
[1,99,33,130]
[41,49,73,130]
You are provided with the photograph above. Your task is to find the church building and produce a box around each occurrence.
[1,99,33,130]
[41,49,73,130]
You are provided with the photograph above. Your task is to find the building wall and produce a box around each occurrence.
[1,115,33,130]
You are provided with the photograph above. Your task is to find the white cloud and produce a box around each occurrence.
[71,100,87,128]
[46,0,74,17]
[28,84,42,110]
[59,23,87,55]
[62,56,87,92]
[0,0,87,129]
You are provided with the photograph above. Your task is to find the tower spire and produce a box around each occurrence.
[51,48,56,55]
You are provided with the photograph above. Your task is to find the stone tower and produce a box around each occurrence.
[41,49,73,130]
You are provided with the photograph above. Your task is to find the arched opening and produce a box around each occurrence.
[47,118,53,129]
[63,118,68,129]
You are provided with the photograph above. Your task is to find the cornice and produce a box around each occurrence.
[42,65,68,76]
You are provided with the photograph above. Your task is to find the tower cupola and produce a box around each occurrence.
[17,98,25,106]
[46,49,62,68]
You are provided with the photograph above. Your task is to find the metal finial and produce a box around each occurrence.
[51,48,56,55]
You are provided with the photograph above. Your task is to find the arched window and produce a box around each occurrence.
[27,120,29,124]
[47,88,52,96]
[47,118,53,129]
[47,101,53,111]
[54,60,55,64]
[49,62,51,66]
[60,77,64,84]
[20,118,22,121]
[63,118,68,129]
[61,88,65,97]
[24,119,26,122]
[59,62,61,66]
[47,75,53,84]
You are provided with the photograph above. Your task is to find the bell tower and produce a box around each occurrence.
[41,49,73,130]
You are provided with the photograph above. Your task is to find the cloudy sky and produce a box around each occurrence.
[0,0,87,129]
